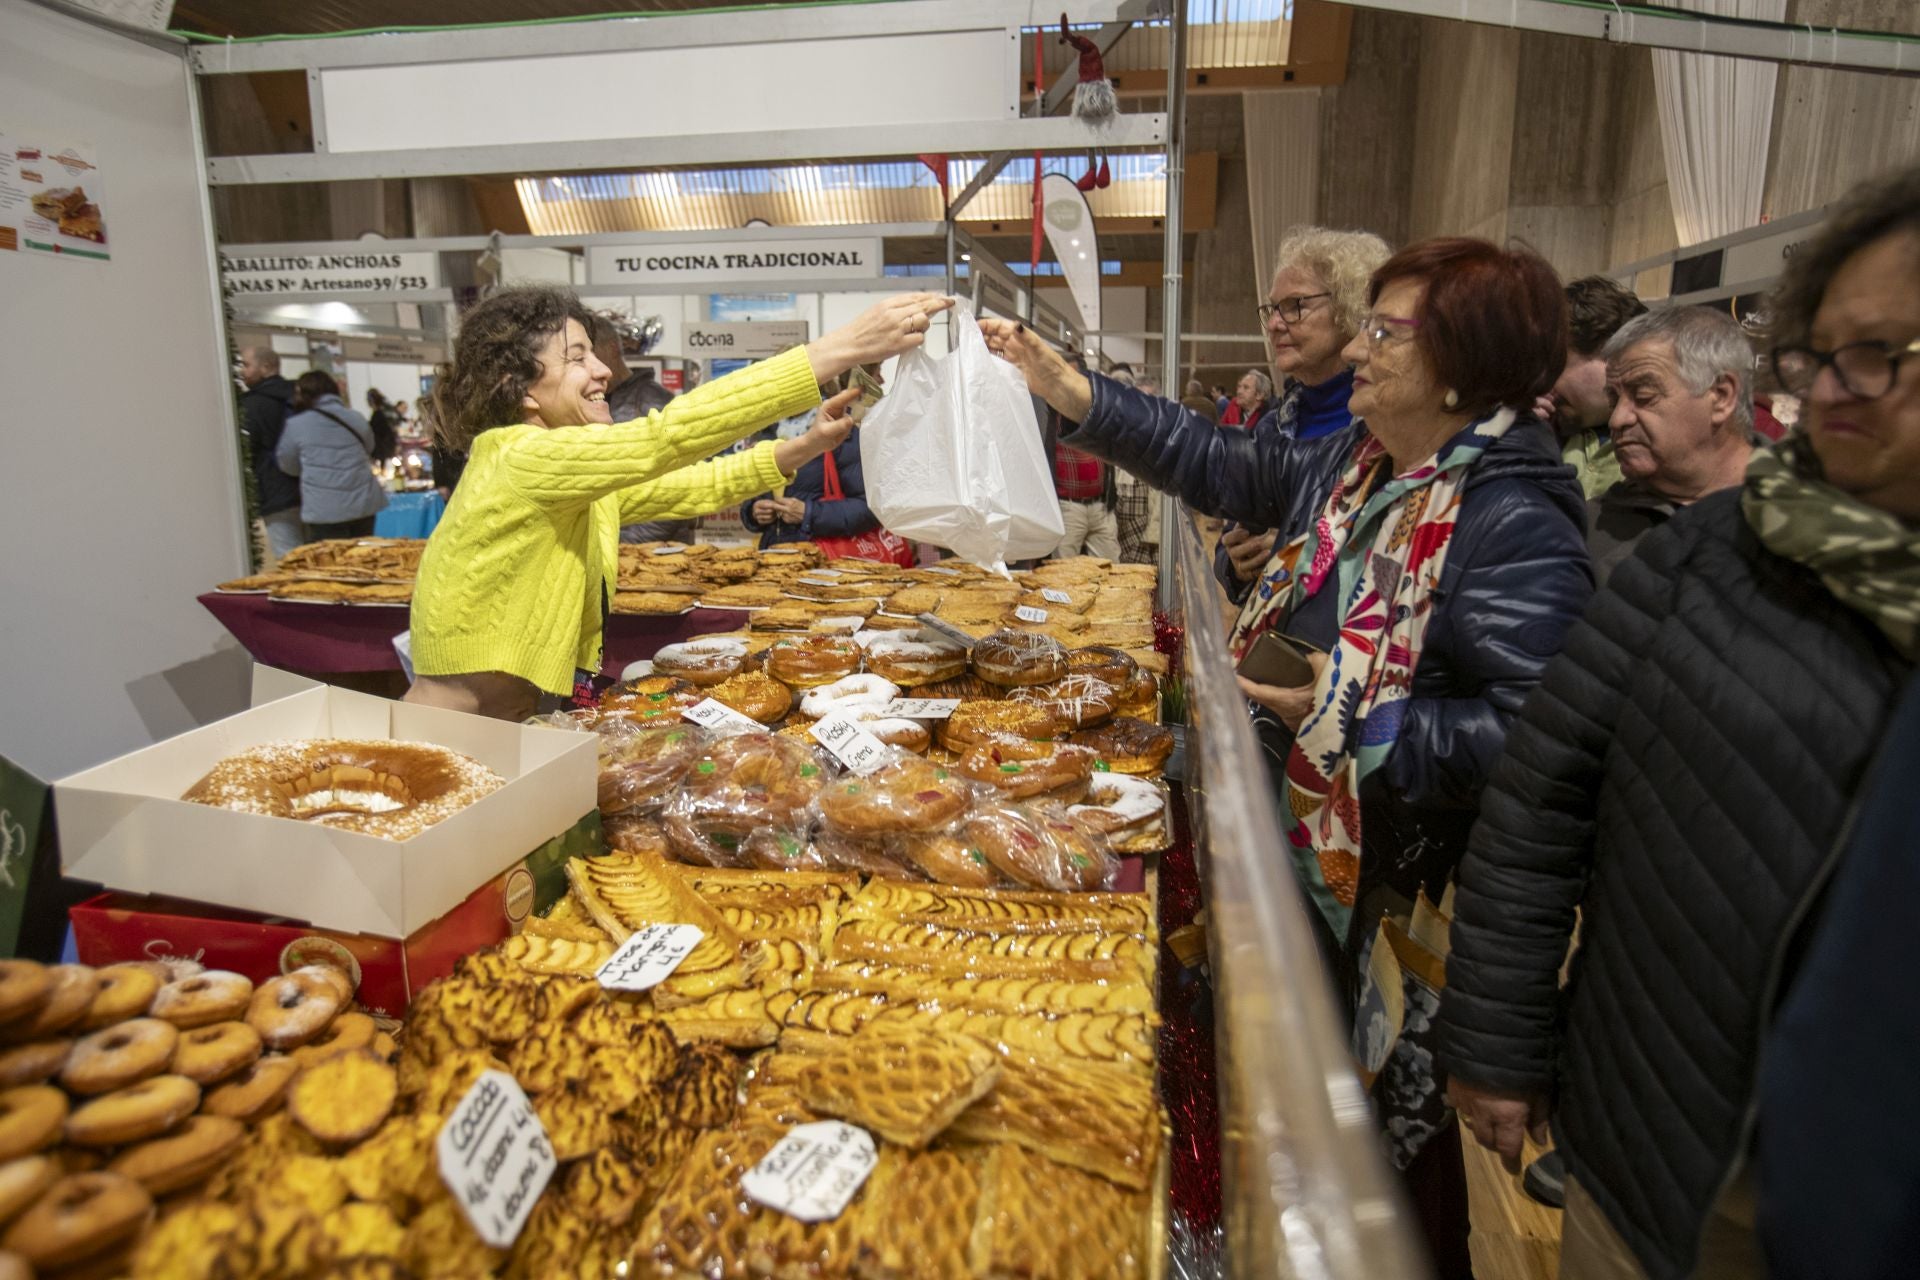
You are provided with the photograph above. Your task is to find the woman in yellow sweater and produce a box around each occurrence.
[407,284,949,720]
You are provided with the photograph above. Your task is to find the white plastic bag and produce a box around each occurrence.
[861,301,1065,574]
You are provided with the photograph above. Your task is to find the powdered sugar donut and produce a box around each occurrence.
[841,708,933,754]
[1067,773,1165,835]
[798,674,899,721]
[651,638,749,687]
[863,633,968,687]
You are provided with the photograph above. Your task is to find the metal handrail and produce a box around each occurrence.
[1168,507,1430,1279]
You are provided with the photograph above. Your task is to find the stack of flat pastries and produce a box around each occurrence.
[140,854,1165,1277]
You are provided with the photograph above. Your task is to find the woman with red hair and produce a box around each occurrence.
[981,239,1594,1276]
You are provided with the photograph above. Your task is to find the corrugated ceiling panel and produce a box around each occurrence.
[517,156,1170,235]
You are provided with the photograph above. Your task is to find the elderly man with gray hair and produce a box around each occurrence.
[1588,305,1757,585]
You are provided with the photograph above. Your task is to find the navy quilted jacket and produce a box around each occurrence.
[1065,376,1595,921]
[739,432,877,547]
[1437,489,1912,1278]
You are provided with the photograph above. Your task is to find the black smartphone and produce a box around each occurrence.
[1235,630,1325,688]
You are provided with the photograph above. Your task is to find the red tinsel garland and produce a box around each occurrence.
[1157,786,1221,1236]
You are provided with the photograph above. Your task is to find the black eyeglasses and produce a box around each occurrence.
[1257,293,1331,325]
[1771,337,1920,400]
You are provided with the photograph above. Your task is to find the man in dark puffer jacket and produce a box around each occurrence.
[1438,492,1908,1276]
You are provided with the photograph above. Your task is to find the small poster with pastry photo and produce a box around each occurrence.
[14,135,109,261]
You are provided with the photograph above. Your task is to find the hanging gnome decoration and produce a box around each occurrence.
[1059,13,1114,191]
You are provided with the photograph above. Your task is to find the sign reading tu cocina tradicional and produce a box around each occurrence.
[587,238,880,287]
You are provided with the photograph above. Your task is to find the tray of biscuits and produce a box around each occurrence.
[85,851,1168,1278]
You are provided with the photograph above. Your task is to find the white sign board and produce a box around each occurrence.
[437,1071,556,1249]
[596,923,705,993]
[741,1121,879,1222]
[588,239,881,288]
[683,322,811,359]
[219,250,441,297]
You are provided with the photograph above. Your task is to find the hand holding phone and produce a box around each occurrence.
[1235,630,1324,689]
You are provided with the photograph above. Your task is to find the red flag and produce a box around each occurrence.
[917,154,950,207]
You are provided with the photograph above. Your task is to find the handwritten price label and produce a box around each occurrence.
[437,1071,555,1250]
[1014,605,1050,623]
[742,1122,879,1222]
[1041,589,1074,605]
[885,698,961,720]
[809,715,890,775]
[595,923,705,993]
[682,698,764,735]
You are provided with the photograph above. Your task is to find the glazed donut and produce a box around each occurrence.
[0,1172,152,1271]
[291,1011,376,1067]
[957,739,1098,801]
[602,812,670,858]
[937,700,1063,753]
[962,807,1115,893]
[798,674,899,721]
[863,634,968,687]
[1066,644,1139,689]
[0,1042,68,1090]
[890,831,1001,889]
[0,966,48,1030]
[764,636,861,690]
[817,757,971,837]
[200,1055,299,1123]
[1111,667,1161,721]
[970,630,1068,688]
[598,675,701,722]
[677,733,830,833]
[0,966,96,1043]
[245,972,344,1051]
[290,963,356,1005]
[0,1088,64,1161]
[181,739,504,841]
[813,830,926,881]
[60,1019,179,1096]
[651,637,750,687]
[64,1075,199,1148]
[706,671,795,725]
[595,721,706,814]
[79,965,158,1031]
[0,1157,54,1229]
[169,1021,262,1085]
[1068,717,1175,776]
[106,1114,244,1197]
[1008,673,1120,730]
[148,971,252,1031]
[1067,773,1167,835]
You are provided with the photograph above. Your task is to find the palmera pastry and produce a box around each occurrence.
[1068,716,1174,776]
[181,739,503,840]
[863,633,968,686]
[957,739,1098,802]
[651,637,749,686]
[817,757,971,837]
[765,635,862,689]
[1008,673,1120,730]
[970,629,1068,687]
[938,700,1062,752]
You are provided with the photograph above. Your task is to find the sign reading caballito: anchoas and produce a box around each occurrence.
[219,250,441,296]
[587,238,881,287]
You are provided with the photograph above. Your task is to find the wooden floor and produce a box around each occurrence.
[1463,1135,1564,1280]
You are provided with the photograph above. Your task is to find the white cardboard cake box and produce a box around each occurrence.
[53,667,597,939]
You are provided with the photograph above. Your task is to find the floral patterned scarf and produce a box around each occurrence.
[1230,408,1519,936]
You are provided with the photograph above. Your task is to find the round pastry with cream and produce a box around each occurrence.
[180,740,503,841]
[863,633,968,687]
[650,637,749,687]
[797,674,900,721]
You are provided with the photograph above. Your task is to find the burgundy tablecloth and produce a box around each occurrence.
[198,594,749,676]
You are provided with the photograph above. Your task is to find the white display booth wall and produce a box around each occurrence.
[0,6,252,781]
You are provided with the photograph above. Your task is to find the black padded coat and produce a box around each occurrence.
[1437,489,1912,1278]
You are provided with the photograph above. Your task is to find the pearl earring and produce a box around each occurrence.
[1443,389,1460,410]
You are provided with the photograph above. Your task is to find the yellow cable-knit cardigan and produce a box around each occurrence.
[410,346,820,694]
